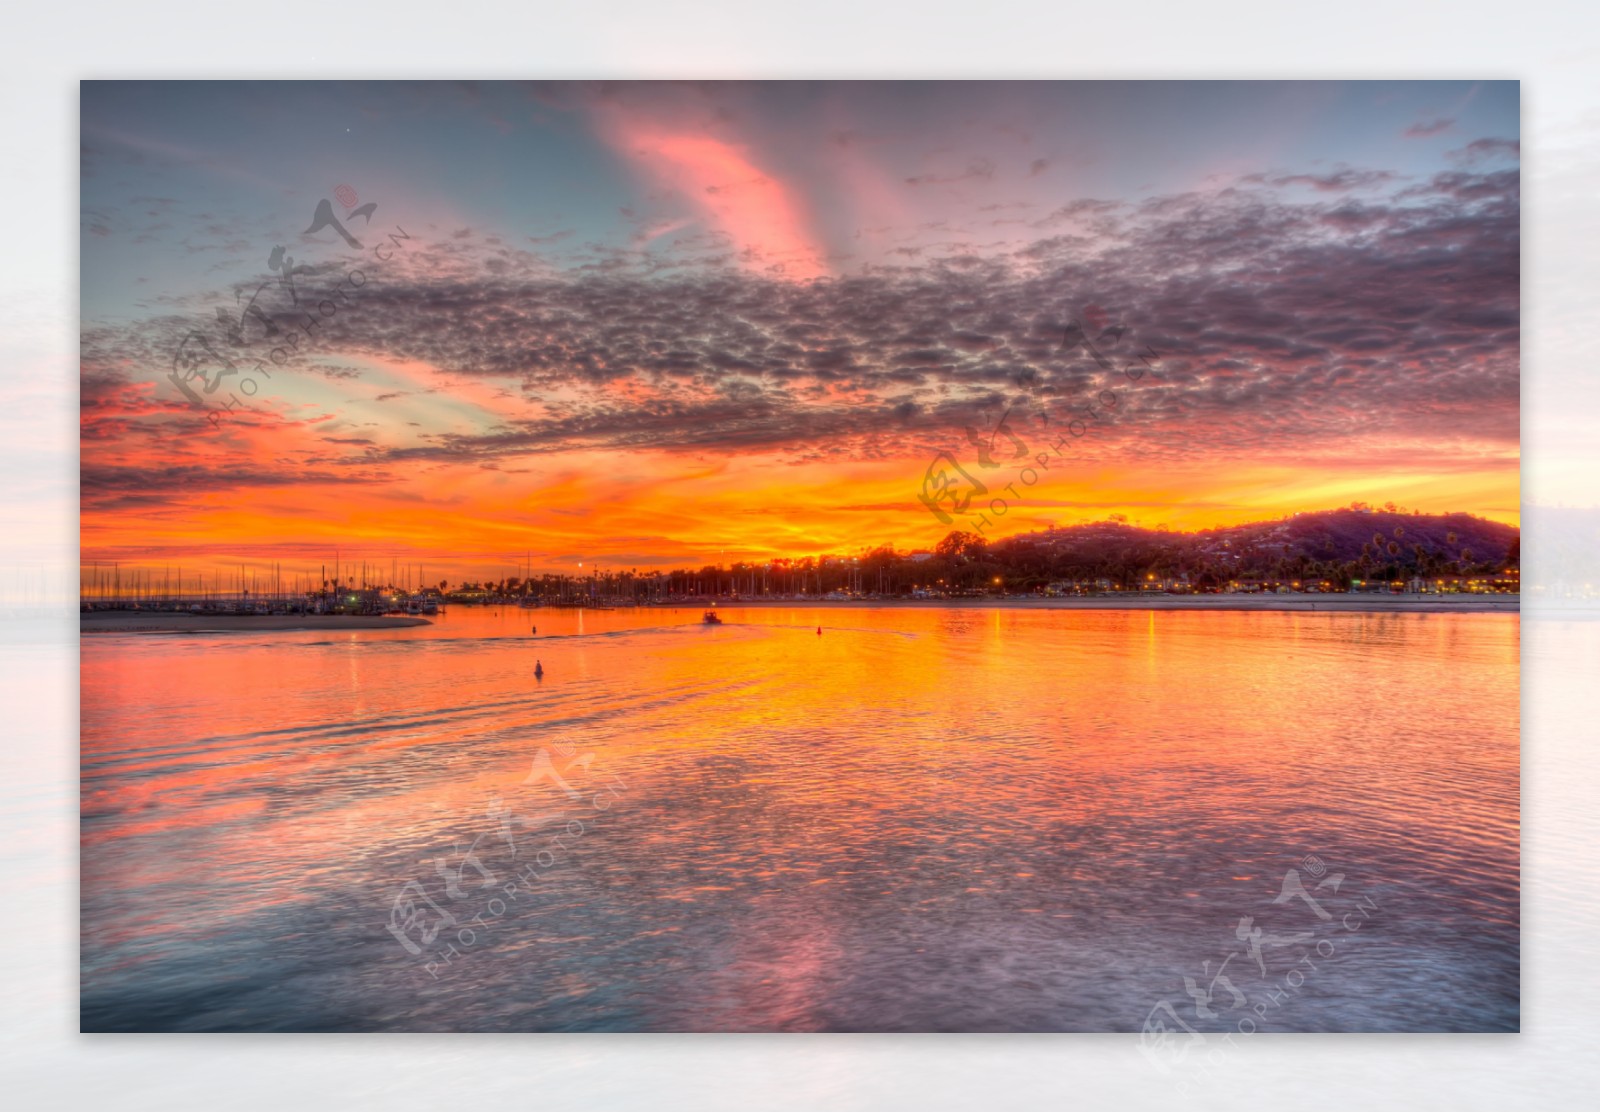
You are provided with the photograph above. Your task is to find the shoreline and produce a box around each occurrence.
[79,594,1520,634]
[572,594,1520,615]
[80,613,434,634]
[679,595,1519,614]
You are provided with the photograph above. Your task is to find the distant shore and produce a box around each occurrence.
[80,613,433,634]
[81,595,1519,635]
[684,594,1520,615]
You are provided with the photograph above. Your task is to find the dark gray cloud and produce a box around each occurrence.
[1448,137,1520,165]
[81,165,1518,490]
[1405,118,1454,138]
[1249,169,1398,192]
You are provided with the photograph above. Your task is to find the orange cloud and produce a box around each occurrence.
[80,417,1519,590]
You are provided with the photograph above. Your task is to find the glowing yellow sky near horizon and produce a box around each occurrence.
[80,424,1519,584]
[79,310,1520,586]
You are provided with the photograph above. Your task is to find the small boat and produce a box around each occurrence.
[702,611,723,625]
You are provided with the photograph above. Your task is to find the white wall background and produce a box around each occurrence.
[3,1,1596,1108]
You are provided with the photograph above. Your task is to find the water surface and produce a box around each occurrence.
[79,605,1519,1031]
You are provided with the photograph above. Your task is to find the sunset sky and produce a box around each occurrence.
[80,80,1520,581]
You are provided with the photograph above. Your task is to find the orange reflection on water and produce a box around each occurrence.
[81,605,1520,1031]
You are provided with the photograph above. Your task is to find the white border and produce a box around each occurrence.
[6,1,1596,1108]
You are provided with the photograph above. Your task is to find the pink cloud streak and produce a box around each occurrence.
[600,114,828,281]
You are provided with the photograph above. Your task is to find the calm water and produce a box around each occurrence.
[79,605,1519,1032]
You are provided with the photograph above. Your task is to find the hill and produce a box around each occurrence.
[967,507,1518,590]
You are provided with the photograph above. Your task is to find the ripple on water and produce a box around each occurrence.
[80,606,1519,1031]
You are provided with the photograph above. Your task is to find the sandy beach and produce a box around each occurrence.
[80,612,434,634]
